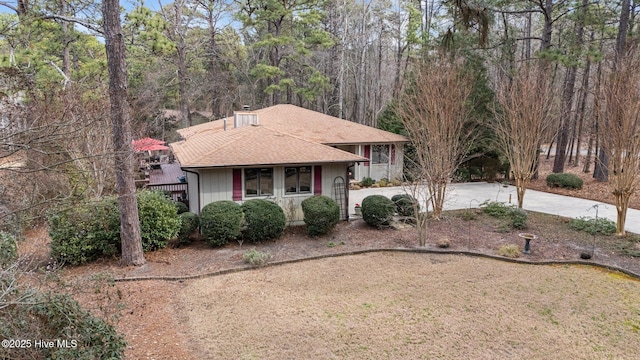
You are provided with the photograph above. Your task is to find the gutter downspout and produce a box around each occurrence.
[182,168,201,215]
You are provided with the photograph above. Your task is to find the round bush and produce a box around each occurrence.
[241,199,286,242]
[177,212,199,244]
[361,195,395,228]
[137,190,181,251]
[174,201,189,214]
[301,195,340,236]
[391,194,419,217]
[0,231,18,267]
[200,201,243,246]
[48,198,120,266]
[546,173,583,190]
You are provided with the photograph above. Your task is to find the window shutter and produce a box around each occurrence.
[391,144,396,165]
[314,165,322,195]
[232,169,242,201]
[364,145,370,167]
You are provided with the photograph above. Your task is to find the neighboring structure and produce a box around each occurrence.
[170,104,408,221]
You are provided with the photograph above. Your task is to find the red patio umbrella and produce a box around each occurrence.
[132,137,166,152]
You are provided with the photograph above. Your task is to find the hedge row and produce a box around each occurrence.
[48,190,181,266]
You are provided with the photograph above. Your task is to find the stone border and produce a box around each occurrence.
[113,248,640,283]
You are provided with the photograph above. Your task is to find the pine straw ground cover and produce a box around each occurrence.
[15,205,640,360]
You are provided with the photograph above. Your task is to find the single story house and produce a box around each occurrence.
[170,104,409,222]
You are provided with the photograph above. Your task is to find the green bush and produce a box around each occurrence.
[481,201,528,230]
[361,195,395,228]
[569,216,616,235]
[49,197,120,266]
[510,208,528,230]
[49,190,181,265]
[137,190,181,251]
[200,201,243,246]
[546,173,583,190]
[392,194,419,217]
[241,199,286,242]
[174,201,189,214]
[360,177,375,187]
[177,212,199,244]
[301,195,340,236]
[481,200,512,217]
[0,231,18,267]
[0,291,126,359]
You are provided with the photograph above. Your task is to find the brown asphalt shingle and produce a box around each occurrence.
[177,104,409,145]
[171,124,367,168]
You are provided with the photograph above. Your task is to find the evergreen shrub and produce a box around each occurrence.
[200,201,243,246]
[241,199,286,242]
[301,195,340,236]
[546,173,583,190]
[391,194,419,217]
[361,195,395,228]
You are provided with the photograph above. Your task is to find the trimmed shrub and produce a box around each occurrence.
[546,173,583,190]
[177,212,199,244]
[49,197,120,266]
[201,201,243,246]
[241,199,286,242]
[0,231,18,267]
[569,216,616,235]
[361,195,395,228]
[137,190,181,251]
[174,201,189,214]
[392,194,419,217]
[360,177,375,187]
[301,195,340,236]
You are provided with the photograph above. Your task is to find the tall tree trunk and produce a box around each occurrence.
[103,0,145,266]
[553,1,586,172]
[596,0,631,182]
[573,39,592,167]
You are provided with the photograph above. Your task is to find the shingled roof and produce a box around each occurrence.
[177,104,409,145]
[171,124,367,168]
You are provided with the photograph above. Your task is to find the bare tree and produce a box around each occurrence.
[103,0,145,266]
[398,57,476,220]
[493,64,556,208]
[598,51,640,236]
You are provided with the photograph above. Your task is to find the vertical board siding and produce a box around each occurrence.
[314,165,322,195]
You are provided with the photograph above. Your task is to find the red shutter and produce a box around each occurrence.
[364,145,370,167]
[232,169,242,201]
[390,144,396,165]
[314,165,322,195]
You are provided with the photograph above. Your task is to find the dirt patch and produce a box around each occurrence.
[180,252,640,359]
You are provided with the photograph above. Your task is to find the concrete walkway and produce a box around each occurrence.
[348,182,640,234]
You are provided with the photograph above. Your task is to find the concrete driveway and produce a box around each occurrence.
[348,182,640,234]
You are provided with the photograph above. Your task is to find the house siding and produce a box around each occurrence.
[199,168,233,210]
[190,163,350,223]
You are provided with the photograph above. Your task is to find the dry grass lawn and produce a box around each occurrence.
[178,252,640,359]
